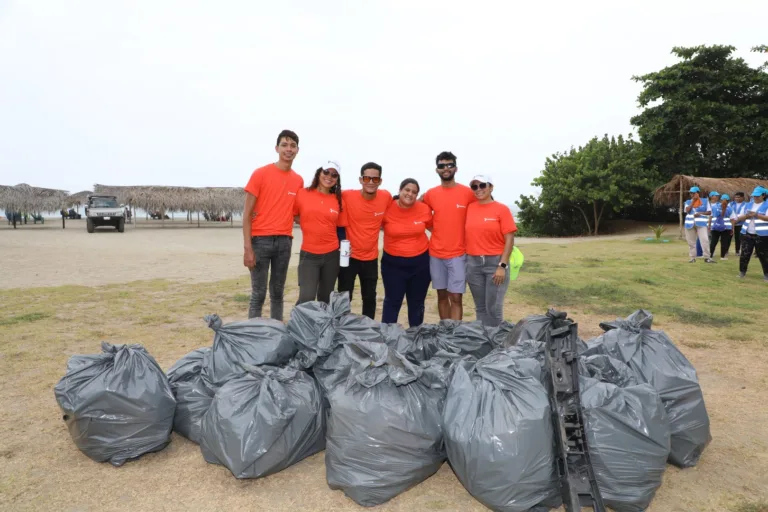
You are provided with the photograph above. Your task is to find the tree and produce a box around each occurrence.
[517,135,658,236]
[631,45,768,180]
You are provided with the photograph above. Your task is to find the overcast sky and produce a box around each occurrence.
[1,0,765,209]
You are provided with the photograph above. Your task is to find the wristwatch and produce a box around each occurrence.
[498,262,508,268]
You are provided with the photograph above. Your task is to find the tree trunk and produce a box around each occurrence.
[574,205,592,235]
[593,201,606,236]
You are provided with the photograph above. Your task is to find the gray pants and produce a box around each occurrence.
[466,254,510,327]
[249,235,293,321]
[297,250,340,305]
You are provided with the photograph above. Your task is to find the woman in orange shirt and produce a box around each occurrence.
[381,178,433,326]
[464,175,517,326]
[293,161,347,305]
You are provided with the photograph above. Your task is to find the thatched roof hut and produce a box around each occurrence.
[93,184,245,215]
[0,183,69,215]
[653,175,766,207]
[66,190,93,207]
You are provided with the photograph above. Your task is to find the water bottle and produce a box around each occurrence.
[340,240,351,267]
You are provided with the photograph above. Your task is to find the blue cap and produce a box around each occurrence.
[721,194,730,201]
[709,190,720,197]
[751,186,766,197]
[689,186,700,193]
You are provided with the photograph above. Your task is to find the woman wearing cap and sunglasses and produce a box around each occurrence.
[465,175,517,326]
[684,187,714,263]
[293,161,347,304]
[735,187,768,280]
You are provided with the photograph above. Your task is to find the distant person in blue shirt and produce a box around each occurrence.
[708,192,736,260]
[683,187,714,263]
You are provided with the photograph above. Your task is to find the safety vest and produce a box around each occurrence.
[732,201,748,225]
[710,203,734,231]
[740,201,768,236]
[684,198,710,229]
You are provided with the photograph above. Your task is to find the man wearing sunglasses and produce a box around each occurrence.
[422,151,477,320]
[337,162,391,319]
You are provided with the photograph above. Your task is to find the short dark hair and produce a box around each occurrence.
[276,129,299,147]
[435,151,457,165]
[399,178,420,194]
[360,162,382,177]
[735,191,745,198]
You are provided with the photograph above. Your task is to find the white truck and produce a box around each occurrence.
[85,195,125,233]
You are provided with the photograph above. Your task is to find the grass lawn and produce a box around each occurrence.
[1,238,766,512]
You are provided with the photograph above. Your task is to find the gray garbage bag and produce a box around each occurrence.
[397,323,440,363]
[167,348,215,444]
[54,342,175,466]
[505,310,588,353]
[580,366,671,512]
[201,314,296,388]
[583,310,711,467]
[486,320,515,347]
[288,291,383,369]
[582,353,637,388]
[436,320,494,358]
[325,341,449,506]
[442,348,561,512]
[199,364,326,479]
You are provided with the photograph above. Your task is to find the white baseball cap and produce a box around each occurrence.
[470,175,493,185]
[323,160,341,172]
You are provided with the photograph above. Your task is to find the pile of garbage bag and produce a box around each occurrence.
[583,309,712,467]
[324,340,450,507]
[54,342,176,466]
[199,363,326,479]
[54,301,711,512]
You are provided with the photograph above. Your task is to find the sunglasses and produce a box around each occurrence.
[470,182,489,191]
[437,163,456,170]
[321,169,339,179]
[361,176,382,184]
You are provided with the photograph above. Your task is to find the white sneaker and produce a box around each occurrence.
[721,257,728,261]
[704,258,716,263]
[688,258,696,263]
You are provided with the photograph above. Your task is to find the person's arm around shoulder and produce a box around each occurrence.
[423,202,434,232]
[337,198,349,227]
[242,169,263,269]
[292,188,304,225]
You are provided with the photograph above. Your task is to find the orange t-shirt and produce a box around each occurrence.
[382,200,433,257]
[341,189,392,261]
[423,184,477,258]
[244,163,304,237]
[293,188,346,254]
[465,201,517,256]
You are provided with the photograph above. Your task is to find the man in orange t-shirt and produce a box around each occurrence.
[337,162,392,319]
[422,151,477,320]
[242,129,304,321]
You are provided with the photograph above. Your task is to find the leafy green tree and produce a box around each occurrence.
[517,135,658,236]
[631,45,768,179]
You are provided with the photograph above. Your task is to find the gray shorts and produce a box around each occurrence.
[429,255,467,294]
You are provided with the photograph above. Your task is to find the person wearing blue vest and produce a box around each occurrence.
[708,192,736,260]
[736,187,768,280]
[731,191,748,256]
[683,186,714,263]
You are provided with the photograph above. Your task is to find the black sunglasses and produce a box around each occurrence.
[437,163,456,170]
[361,176,381,184]
[321,169,339,179]
[470,182,489,191]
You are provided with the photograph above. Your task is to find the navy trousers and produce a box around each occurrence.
[381,250,431,327]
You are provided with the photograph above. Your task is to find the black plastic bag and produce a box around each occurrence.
[199,364,326,479]
[580,355,671,512]
[54,342,176,466]
[325,341,449,507]
[398,323,440,363]
[442,348,561,512]
[201,314,296,388]
[485,320,515,347]
[167,347,215,444]
[583,310,712,467]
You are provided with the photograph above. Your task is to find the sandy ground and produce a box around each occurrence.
[0,219,656,289]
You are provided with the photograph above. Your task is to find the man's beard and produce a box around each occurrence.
[440,171,456,182]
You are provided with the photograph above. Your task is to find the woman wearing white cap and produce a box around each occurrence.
[464,175,517,326]
[736,186,768,280]
[683,186,714,263]
[293,161,348,304]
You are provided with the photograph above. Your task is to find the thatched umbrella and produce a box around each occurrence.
[66,190,93,208]
[653,175,767,237]
[0,183,69,228]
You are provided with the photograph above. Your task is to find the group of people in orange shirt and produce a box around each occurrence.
[242,130,518,327]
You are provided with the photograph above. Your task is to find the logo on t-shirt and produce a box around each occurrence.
[330,208,339,214]
[287,192,296,196]
[374,212,384,217]
[484,218,497,222]
[414,221,424,225]
[456,204,467,209]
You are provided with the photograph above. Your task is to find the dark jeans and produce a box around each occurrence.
[381,250,431,327]
[739,234,768,276]
[338,257,379,319]
[297,250,340,305]
[734,225,743,254]
[710,230,732,258]
[249,235,293,321]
